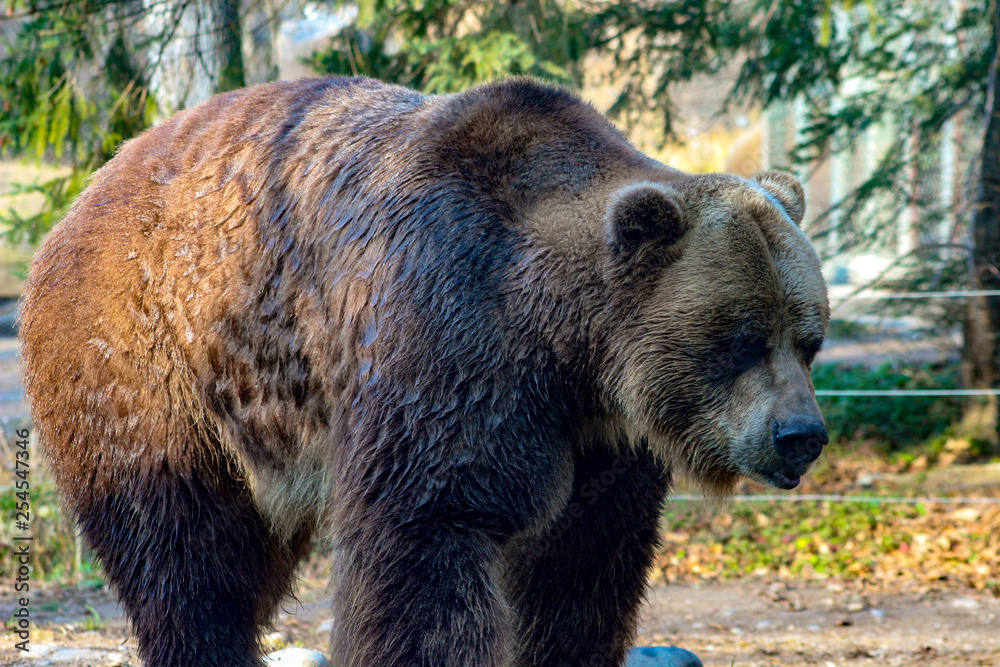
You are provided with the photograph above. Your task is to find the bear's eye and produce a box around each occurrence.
[801,338,824,366]
[718,331,770,375]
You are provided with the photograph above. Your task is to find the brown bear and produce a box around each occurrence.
[20,77,829,667]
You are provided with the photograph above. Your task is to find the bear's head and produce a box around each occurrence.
[602,170,829,495]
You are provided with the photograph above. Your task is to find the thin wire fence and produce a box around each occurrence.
[833,288,1000,303]
[823,287,991,396]
[816,389,1000,396]
[670,494,1000,504]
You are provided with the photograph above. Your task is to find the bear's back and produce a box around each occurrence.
[20,78,446,497]
[20,76,646,513]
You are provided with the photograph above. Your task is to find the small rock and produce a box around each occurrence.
[944,437,972,453]
[23,645,60,658]
[264,648,329,667]
[950,596,980,610]
[315,618,335,634]
[870,608,886,619]
[845,594,867,613]
[949,507,979,522]
[48,649,108,663]
[626,646,704,667]
[807,624,822,631]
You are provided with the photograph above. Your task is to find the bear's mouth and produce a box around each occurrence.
[767,469,800,490]
[747,465,801,490]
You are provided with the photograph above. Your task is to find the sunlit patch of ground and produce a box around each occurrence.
[0,159,68,298]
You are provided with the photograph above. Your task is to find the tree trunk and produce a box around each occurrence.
[144,0,246,116]
[214,0,245,93]
[242,0,281,85]
[962,0,1000,453]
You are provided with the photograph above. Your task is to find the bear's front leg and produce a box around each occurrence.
[329,518,513,667]
[502,444,670,667]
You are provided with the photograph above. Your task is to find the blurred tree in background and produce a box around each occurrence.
[1,0,999,448]
[0,0,254,243]
[0,1,152,244]
[305,0,586,92]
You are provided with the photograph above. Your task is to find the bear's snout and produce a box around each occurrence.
[772,417,828,469]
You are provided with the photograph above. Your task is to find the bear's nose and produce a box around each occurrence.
[773,418,828,465]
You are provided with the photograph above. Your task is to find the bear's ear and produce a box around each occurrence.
[605,183,685,258]
[751,170,806,226]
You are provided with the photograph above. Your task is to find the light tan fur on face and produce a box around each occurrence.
[600,172,828,495]
[514,164,826,497]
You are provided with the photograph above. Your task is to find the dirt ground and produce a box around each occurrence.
[640,580,1000,666]
[4,571,999,667]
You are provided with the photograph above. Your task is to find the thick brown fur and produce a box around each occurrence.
[20,77,829,667]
